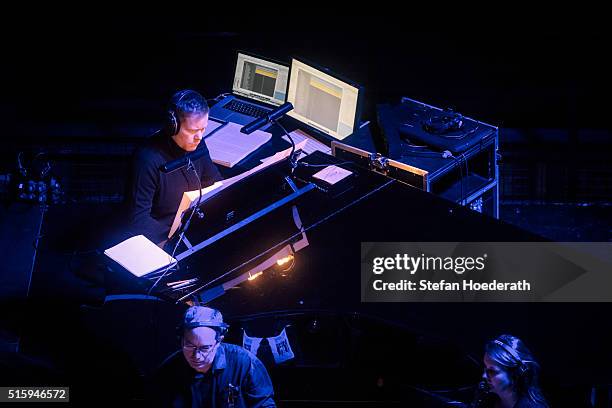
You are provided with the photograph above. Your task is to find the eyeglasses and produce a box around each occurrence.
[182,341,217,356]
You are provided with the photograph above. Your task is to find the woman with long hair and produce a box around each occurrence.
[474,334,549,408]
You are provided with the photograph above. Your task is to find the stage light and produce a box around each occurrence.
[248,271,263,281]
[276,253,295,277]
[276,254,294,267]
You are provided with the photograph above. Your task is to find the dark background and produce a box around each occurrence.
[3,21,611,212]
[1,19,611,405]
[4,23,612,130]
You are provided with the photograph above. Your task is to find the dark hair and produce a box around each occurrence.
[170,89,209,121]
[485,334,549,407]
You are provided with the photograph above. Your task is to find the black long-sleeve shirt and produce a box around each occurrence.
[126,133,222,244]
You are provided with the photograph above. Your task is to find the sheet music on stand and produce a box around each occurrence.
[168,140,308,239]
[282,129,331,158]
[205,121,272,168]
[204,117,226,135]
[104,235,177,277]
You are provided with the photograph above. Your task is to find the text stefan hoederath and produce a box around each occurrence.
[370,254,531,293]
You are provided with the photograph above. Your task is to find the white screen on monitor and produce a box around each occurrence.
[287,58,360,140]
[232,53,289,106]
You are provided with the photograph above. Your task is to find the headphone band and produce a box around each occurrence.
[170,89,192,110]
[493,339,531,367]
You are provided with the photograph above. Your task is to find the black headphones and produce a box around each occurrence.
[422,108,464,135]
[166,89,197,137]
[493,338,532,376]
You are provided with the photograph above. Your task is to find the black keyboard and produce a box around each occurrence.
[222,99,270,118]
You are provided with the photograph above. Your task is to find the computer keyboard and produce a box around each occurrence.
[223,99,269,118]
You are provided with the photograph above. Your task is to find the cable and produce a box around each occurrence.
[273,119,343,172]
[17,152,26,176]
[447,152,464,207]
[146,158,205,362]
[272,119,352,171]
[147,158,203,296]
[463,153,470,207]
[459,154,464,206]
[206,92,231,104]
[273,119,298,169]
[298,161,354,168]
[441,124,479,139]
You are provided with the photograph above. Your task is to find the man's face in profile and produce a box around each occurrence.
[172,112,209,152]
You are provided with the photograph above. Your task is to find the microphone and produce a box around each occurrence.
[240,102,293,134]
[161,145,210,174]
[468,381,492,408]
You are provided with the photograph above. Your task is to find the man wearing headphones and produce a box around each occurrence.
[154,306,276,407]
[126,90,222,245]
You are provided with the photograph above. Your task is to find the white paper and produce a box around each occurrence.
[242,331,263,356]
[168,181,223,239]
[204,119,225,135]
[282,129,331,156]
[312,165,352,185]
[267,328,295,364]
[104,235,177,277]
[168,141,307,238]
[205,122,272,168]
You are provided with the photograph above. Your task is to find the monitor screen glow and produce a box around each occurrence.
[233,52,289,107]
[286,58,361,140]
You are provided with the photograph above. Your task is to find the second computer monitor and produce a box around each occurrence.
[233,52,289,107]
[287,57,362,141]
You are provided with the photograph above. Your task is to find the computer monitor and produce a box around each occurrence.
[287,57,363,141]
[232,52,289,107]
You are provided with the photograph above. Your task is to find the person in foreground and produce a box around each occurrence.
[153,306,275,407]
[470,334,549,408]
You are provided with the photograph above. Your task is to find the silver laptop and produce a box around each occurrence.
[209,52,290,127]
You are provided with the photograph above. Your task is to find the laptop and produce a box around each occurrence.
[209,52,290,127]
